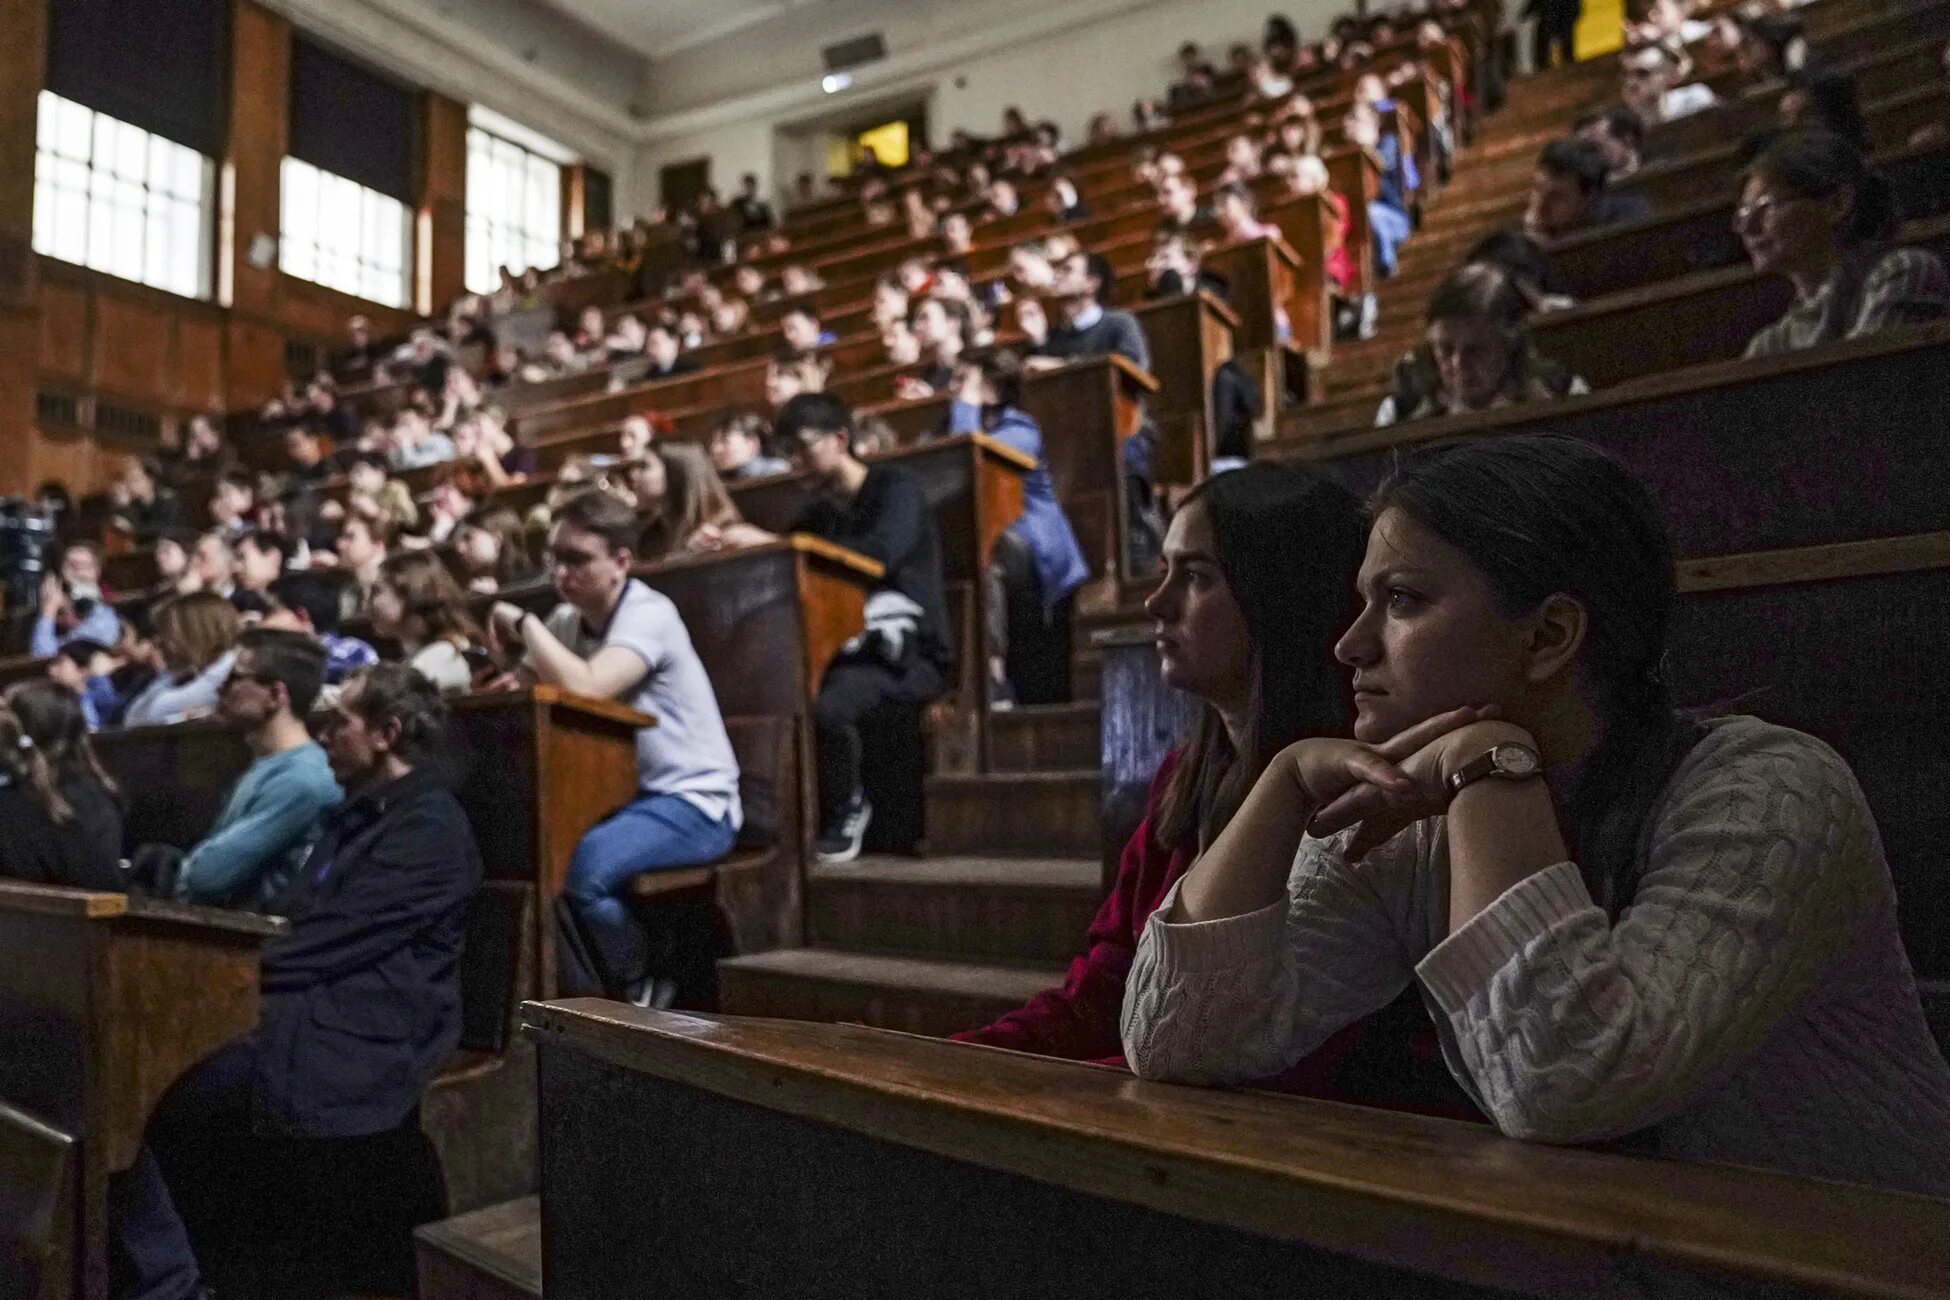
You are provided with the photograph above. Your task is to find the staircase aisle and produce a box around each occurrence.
[718,698,1115,1036]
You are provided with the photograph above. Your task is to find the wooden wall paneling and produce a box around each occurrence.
[36,282,88,383]
[224,317,290,410]
[91,295,174,405]
[1,303,45,495]
[226,0,291,321]
[0,0,45,305]
[174,316,225,412]
[422,93,469,316]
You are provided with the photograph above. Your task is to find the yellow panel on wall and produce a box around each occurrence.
[1577,0,1626,60]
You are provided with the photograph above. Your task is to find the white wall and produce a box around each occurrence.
[624,0,1350,217]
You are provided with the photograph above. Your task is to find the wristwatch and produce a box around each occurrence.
[1446,743,1542,798]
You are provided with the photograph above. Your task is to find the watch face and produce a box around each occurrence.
[1495,745,1540,777]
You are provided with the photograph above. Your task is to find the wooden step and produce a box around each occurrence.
[807,855,1100,965]
[986,701,1101,774]
[718,948,1064,1036]
[415,1195,541,1300]
[924,770,1101,856]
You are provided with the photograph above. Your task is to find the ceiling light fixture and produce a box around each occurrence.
[821,72,852,94]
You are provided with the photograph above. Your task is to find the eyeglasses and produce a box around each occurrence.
[1733,194,1800,229]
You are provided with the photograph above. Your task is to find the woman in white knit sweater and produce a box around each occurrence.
[1120,433,1950,1197]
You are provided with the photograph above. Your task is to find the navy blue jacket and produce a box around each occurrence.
[256,766,481,1137]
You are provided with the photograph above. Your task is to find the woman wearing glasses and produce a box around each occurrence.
[1739,130,1950,357]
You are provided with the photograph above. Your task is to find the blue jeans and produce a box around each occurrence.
[562,792,736,994]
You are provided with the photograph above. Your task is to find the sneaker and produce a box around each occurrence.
[815,790,872,864]
[987,677,1018,712]
[627,975,679,1011]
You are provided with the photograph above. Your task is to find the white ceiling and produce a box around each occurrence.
[530,0,812,60]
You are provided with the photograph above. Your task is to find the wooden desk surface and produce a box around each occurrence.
[525,1000,1950,1298]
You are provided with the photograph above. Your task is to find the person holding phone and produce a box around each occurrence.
[487,488,741,1005]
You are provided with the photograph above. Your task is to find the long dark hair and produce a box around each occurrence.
[1370,433,1704,917]
[1154,465,1365,850]
[5,680,120,809]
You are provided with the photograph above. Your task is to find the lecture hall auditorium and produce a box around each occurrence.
[3,0,1950,1294]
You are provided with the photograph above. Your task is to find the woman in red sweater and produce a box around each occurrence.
[954,464,1474,1114]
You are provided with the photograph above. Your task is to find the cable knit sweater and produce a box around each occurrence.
[1121,716,1950,1197]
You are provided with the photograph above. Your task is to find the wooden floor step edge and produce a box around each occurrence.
[718,948,1065,1001]
[925,768,1100,787]
[414,1195,542,1300]
[808,855,1100,890]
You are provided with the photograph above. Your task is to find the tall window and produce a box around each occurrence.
[32,91,214,299]
[465,126,562,295]
[279,156,410,308]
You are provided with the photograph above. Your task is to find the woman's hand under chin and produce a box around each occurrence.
[1305,713,1538,860]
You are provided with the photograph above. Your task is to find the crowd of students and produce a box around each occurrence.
[6,0,1950,1294]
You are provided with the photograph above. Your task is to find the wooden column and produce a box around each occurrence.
[420,92,468,314]
[0,0,48,494]
[222,0,293,408]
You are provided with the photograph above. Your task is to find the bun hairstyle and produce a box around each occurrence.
[0,699,73,825]
[1154,465,1366,851]
[1744,129,1897,249]
[1371,433,1704,917]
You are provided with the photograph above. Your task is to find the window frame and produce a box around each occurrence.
[31,90,216,301]
[464,124,564,295]
[277,154,413,310]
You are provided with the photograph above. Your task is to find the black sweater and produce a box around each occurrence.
[793,465,951,670]
[0,775,126,892]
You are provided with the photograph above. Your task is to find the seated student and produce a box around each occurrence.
[454,507,537,594]
[939,349,1088,708]
[109,456,185,542]
[0,681,124,890]
[1343,101,1415,277]
[634,443,777,559]
[367,550,487,695]
[1153,171,1213,237]
[1739,130,1950,357]
[955,462,1466,1108]
[1620,40,1718,124]
[1029,249,1162,570]
[780,306,837,355]
[32,541,121,656]
[1574,105,1647,179]
[234,528,290,598]
[1121,434,1950,1198]
[1375,264,1588,426]
[120,592,241,727]
[764,352,829,413]
[1212,180,1283,244]
[46,638,121,729]
[267,570,379,685]
[165,628,341,908]
[127,664,481,1300]
[903,296,972,395]
[641,321,697,380]
[777,393,951,862]
[334,505,393,598]
[1043,174,1091,223]
[488,489,742,1002]
[1144,230,1229,300]
[709,410,793,481]
[1524,137,1649,241]
[208,470,258,536]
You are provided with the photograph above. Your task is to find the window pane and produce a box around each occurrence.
[55,97,92,161]
[464,124,564,294]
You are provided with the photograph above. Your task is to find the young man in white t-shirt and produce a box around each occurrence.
[488,489,741,1005]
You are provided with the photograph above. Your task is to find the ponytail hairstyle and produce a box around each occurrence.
[1744,128,1896,251]
[0,699,74,825]
[5,680,119,811]
[1154,465,1366,851]
[1370,433,1705,918]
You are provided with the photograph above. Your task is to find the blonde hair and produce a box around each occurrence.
[152,591,241,676]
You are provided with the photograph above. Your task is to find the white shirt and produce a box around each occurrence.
[545,579,741,828]
[1658,82,1718,122]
